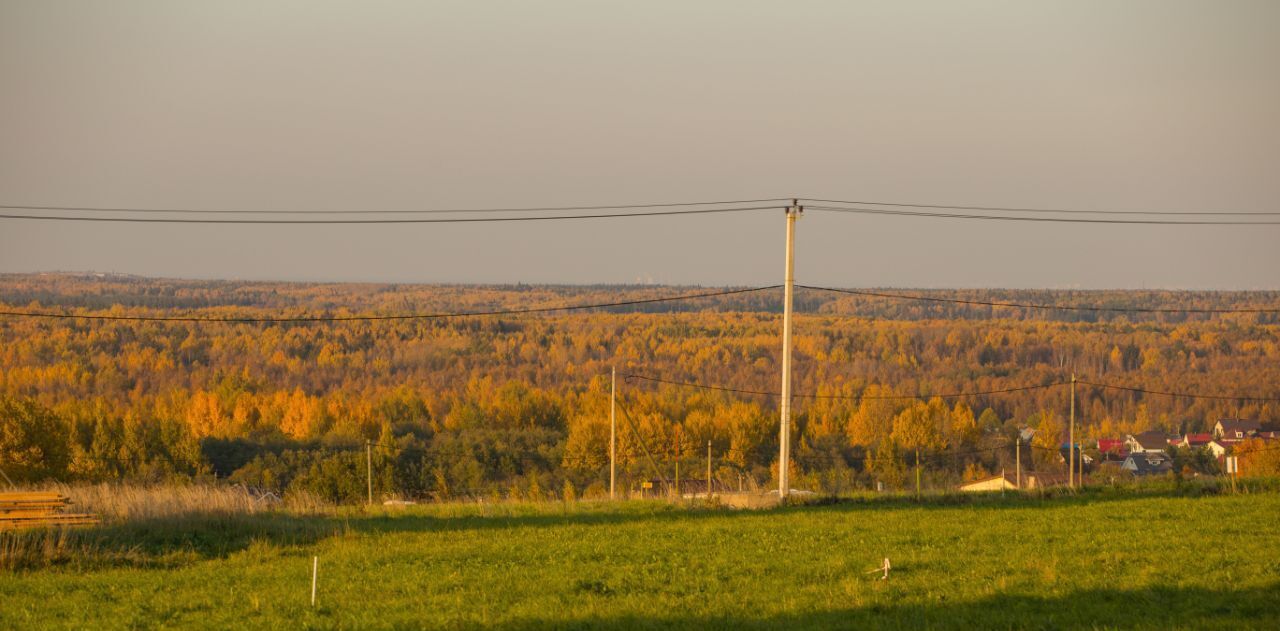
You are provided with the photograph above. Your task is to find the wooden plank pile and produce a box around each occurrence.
[0,492,100,529]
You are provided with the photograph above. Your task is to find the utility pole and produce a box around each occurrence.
[915,450,921,499]
[1069,373,1076,490]
[673,426,680,500]
[707,440,713,499]
[778,200,801,498]
[366,439,373,506]
[610,366,617,500]
[1080,441,1086,488]
[1016,437,1022,490]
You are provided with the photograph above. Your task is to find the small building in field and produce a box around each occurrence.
[958,473,1019,492]
[958,471,1065,492]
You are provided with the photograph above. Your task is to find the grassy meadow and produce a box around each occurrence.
[2,485,1279,629]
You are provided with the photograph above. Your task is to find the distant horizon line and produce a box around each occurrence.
[2,270,1278,293]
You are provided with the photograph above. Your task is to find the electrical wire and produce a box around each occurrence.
[0,284,780,322]
[625,373,1280,403]
[800,285,1280,314]
[0,198,792,215]
[806,205,1280,226]
[1077,380,1280,402]
[0,205,782,224]
[622,373,1068,399]
[801,198,1280,217]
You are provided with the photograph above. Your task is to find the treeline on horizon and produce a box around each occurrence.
[1,273,1278,502]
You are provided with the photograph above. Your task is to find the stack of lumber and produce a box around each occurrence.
[0,492,99,529]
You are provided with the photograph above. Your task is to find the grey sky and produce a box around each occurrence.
[2,1,1278,289]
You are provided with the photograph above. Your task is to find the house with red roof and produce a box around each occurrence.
[1096,438,1128,462]
[1181,433,1213,450]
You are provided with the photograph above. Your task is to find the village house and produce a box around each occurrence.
[1121,451,1173,476]
[1096,438,1128,462]
[1125,431,1172,454]
[1214,419,1261,440]
[1205,439,1234,459]
[1181,433,1213,450]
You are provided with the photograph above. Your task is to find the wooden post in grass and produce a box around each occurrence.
[311,556,318,607]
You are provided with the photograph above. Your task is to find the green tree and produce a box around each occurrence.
[0,396,71,481]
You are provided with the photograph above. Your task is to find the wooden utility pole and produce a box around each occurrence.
[1069,373,1076,489]
[778,200,801,498]
[1079,438,1086,488]
[610,366,617,500]
[1016,437,1022,490]
[915,450,921,499]
[366,440,373,505]
[673,426,680,499]
[706,440,713,499]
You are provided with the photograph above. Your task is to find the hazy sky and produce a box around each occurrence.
[2,1,1278,289]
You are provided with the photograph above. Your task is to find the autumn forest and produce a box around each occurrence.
[2,273,1278,501]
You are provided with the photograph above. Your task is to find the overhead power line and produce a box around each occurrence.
[0,198,791,215]
[622,374,1066,400]
[0,205,781,224]
[0,285,780,323]
[800,285,1280,314]
[802,198,1280,216]
[806,205,1280,226]
[1077,380,1280,402]
[625,374,1280,403]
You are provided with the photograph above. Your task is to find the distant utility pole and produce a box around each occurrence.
[915,450,921,499]
[673,426,681,500]
[1016,437,1022,490]
[1069,373,1076,489]
[706,440,713,499]
[778,200,802,498]
[366,439,373,505]
[610,366,617,500]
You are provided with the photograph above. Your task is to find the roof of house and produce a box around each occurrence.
[1184,433,1213,446]
[1124,451,1173,474]
[958,473,1018,489]
[1217,419,1261,433]
[1130,431,1172,451]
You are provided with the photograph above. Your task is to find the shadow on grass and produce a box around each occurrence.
[10,480,1275,571]
[491,582,1280,630]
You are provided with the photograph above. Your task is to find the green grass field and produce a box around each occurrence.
[2,489,1279,629]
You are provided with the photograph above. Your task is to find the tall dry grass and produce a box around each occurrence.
[1,483,336,571]
[24,482,330,523]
